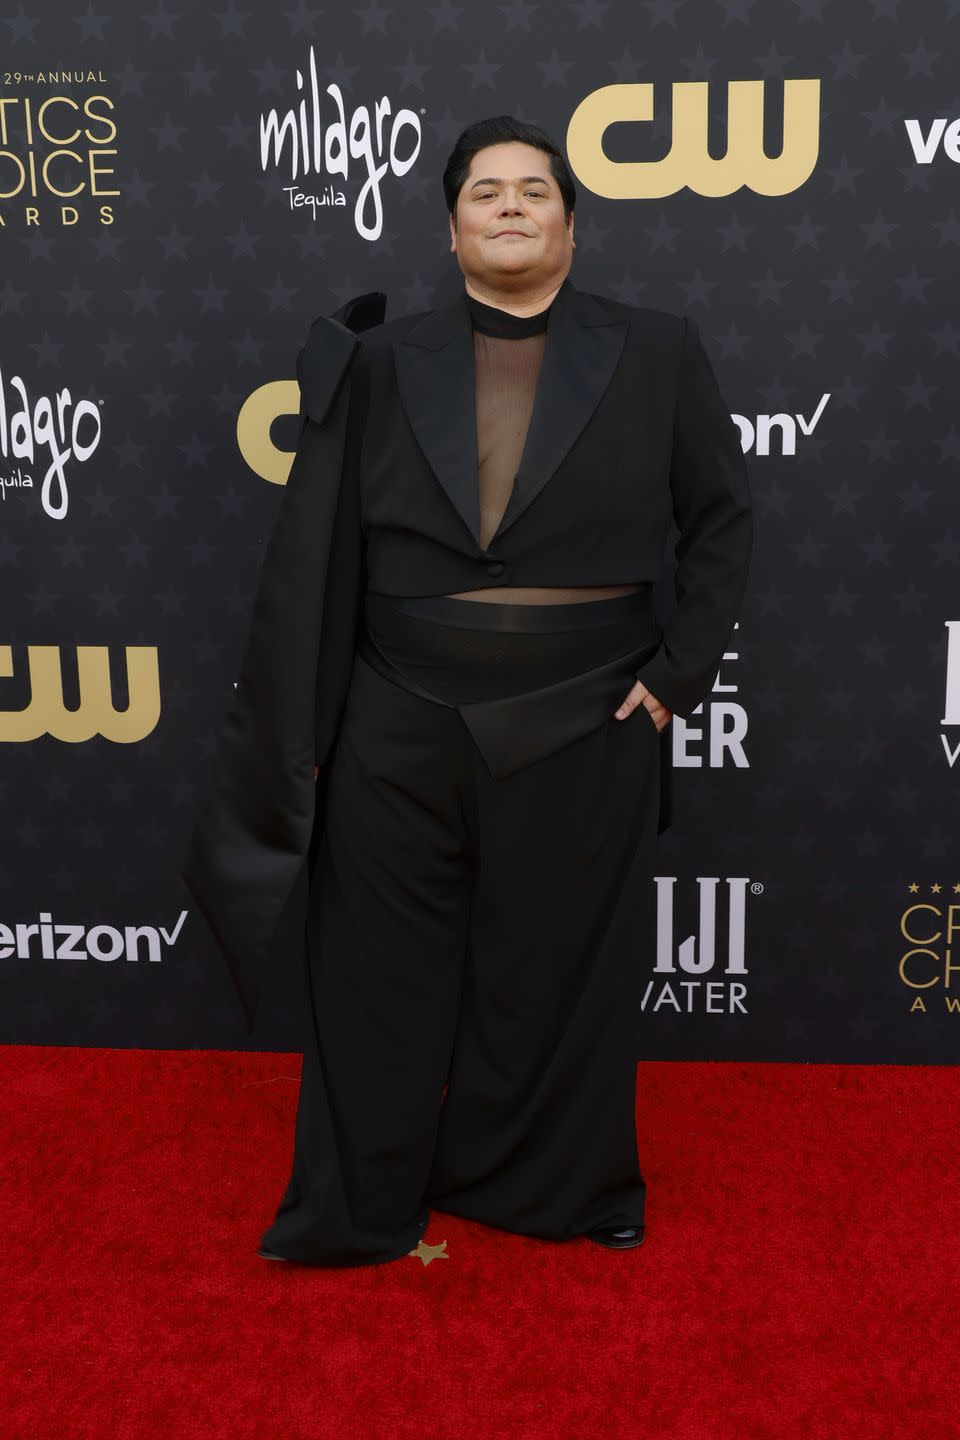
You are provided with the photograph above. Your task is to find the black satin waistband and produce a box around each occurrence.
[365,587,655,634]
[359,588,660,707]
[355,588,670,825]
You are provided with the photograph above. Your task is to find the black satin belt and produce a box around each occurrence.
[358,589,667,788]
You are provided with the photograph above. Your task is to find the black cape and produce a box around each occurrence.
[181,291,385,1035]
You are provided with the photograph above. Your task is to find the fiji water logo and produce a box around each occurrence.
[644,876,761,1015]
[942,622,960,768]
[673,622,748,769]
[259,46,422,241]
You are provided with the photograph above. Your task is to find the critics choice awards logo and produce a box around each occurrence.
[898,883,960,1016]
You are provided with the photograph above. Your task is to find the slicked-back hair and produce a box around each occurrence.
[443,115,576,225]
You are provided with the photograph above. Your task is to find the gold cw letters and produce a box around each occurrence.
[0,644,160,742]
[566,79,820,199]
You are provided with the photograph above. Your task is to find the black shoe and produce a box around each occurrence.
[586,1225,644,1249]
[257,1246,290,1261]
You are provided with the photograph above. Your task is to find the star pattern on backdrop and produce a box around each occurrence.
[0,4,954,1065]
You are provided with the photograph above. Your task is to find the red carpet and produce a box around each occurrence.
[3,1047,957,1439]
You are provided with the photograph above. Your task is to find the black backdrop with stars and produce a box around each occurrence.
[1,2,957,1060]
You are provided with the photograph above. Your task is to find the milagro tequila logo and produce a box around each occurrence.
[260,46,422,241]
[644,876,760,1014]
[0,367,102,519]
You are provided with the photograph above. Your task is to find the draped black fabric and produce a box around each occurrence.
[181,293,385,1033]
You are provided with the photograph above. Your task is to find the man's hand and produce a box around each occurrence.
[614,680,672,732]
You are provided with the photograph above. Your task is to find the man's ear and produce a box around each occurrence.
[449,211,457,253]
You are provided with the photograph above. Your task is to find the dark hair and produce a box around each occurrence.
[442,115,576,225]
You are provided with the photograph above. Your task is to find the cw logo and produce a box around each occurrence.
[236,380,301,488]
[567,78,820,198]
[0,644,160,741]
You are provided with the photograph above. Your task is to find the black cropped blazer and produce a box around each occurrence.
[333,272,752,717]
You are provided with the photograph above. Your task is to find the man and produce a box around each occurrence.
[183,115,752,1265]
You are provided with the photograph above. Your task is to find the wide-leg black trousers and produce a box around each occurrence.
[259,590,664,1265]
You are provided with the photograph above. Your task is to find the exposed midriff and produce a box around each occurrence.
[445,583,644,602]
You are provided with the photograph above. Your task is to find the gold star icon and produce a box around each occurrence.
[953,883,960,894]
[409,1238,449,1266]
[908,883,919,893]
[931,883,942,894]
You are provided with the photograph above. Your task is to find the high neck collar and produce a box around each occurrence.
[464,290,553,338]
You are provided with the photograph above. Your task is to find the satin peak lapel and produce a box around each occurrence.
[392,276,627,550]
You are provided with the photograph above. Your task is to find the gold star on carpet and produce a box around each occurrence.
[409,1238,449,1266]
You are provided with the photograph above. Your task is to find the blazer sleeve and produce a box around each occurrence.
[633,315,753,718]
[180,312,365,1035]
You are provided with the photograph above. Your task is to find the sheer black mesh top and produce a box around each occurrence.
[464,292,552,551]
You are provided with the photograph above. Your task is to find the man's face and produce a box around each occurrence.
[448,141,574,288]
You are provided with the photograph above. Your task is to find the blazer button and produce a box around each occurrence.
[486,561,505,577]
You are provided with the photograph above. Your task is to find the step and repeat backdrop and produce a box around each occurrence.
[1,3,956,1060]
